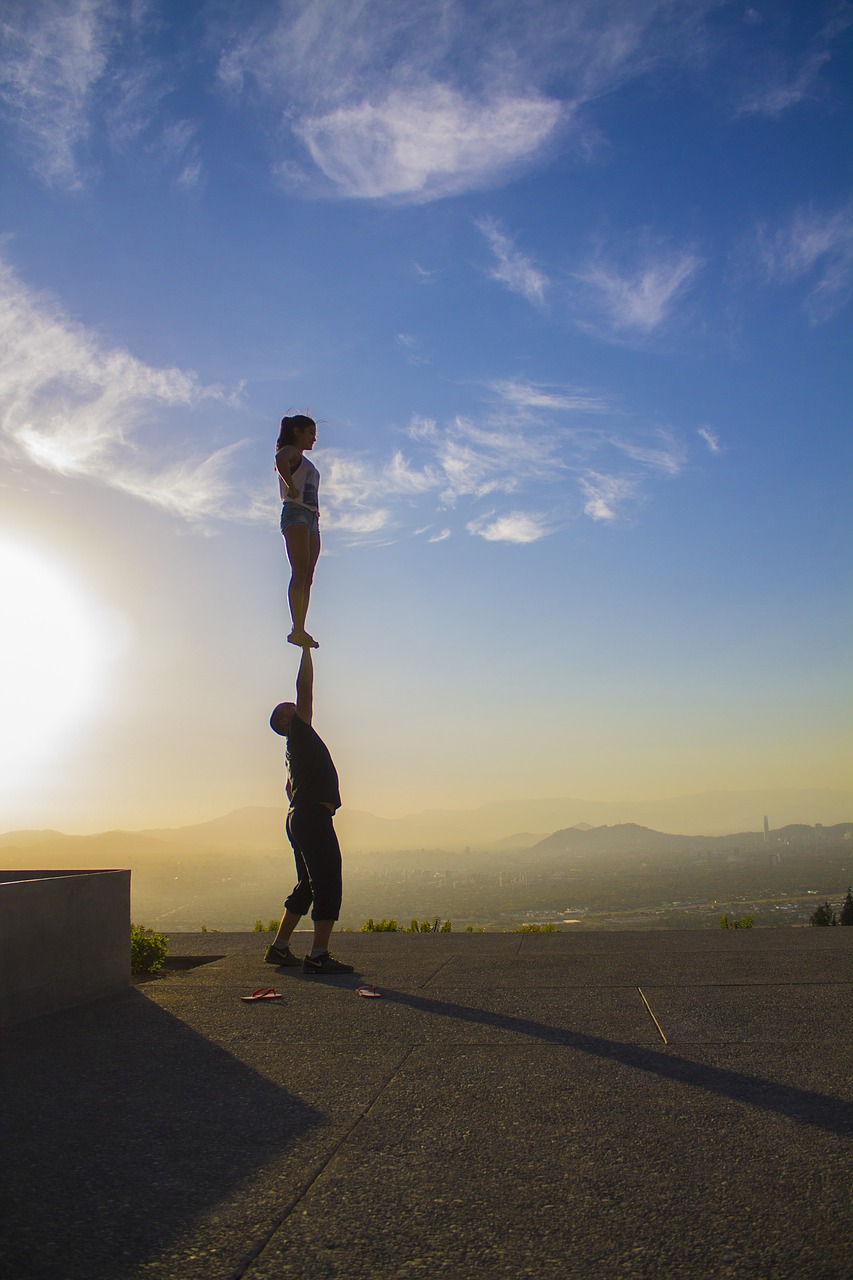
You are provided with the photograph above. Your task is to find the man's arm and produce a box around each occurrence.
[295,645,314,725]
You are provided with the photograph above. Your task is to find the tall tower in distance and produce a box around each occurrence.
[763,815,769,845]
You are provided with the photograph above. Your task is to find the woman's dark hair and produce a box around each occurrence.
[277,414,316,450]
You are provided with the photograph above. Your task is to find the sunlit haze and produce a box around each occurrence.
[0,0,850,836]
[0,539,126,808]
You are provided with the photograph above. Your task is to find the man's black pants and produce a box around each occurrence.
[283,803,342,921]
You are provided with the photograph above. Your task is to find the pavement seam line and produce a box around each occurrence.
[637,986,668,1045]
[230,1045,416,1280]
[419,955,457,988]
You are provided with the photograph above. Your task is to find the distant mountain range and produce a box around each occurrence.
[529,821,852,860]
[150,787,850,851]
[1,787,850,860]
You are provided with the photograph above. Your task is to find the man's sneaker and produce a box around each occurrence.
[264,944,301,967]
[302,952,354,975]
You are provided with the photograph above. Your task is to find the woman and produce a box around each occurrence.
[276,413,321,648]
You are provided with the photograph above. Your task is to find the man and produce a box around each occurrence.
[266,645,353,975]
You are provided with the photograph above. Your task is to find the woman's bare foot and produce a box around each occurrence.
[288,629,319,649]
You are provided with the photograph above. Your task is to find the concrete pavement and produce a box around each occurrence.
[1,929,851,1279]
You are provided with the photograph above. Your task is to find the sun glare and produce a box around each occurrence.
[0,539,125,794]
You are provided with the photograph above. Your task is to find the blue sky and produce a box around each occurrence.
[0,0,850,832]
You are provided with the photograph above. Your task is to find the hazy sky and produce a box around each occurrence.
[1,0,851,833]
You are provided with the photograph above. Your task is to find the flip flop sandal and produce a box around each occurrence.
[241,988,283,1002]
[355,985,381,998]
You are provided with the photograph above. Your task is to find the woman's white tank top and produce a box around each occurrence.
[279,453,320,511]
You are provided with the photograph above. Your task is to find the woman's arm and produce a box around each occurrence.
[275,446,300,499]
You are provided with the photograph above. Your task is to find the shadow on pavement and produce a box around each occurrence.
[0,990,321,1280]
[377,988,853,1137]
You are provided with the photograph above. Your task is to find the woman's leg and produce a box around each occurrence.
[284,523,320,646]
[302,529,320,639]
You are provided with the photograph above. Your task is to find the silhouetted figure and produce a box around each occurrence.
[276,413,320,648]
[266,645,353,975]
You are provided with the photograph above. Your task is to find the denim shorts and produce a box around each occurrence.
[280,503,320,536]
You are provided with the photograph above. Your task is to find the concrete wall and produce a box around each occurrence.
[0,869,131,1027]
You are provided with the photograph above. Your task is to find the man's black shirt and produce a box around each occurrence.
[285,713,341,811]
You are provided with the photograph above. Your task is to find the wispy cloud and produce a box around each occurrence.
[610,430,686,476]
[318,453,394,537]
[0,1,205,190]
[159,119,203,190]
[0,247,701,546]
[413,262,436,283]
[318,378,696,543]
[217,0,726,204]
[476,217,549,304]
[575,246,703,337]
[6,0,837,207]
[490,379,612,415]
[578,472,637,522]
[735,7,851,118]
[698,426,721,454]
[737,50,831,119]
[0,255,239,520]
[475,219,704,342]
[403,413,565,501]
[385,448,441,495]
[467,512,550,544]
[294,85,562,202]
[313,408,556,543]
[396,333,428,366]
[757,205,853,323]
[0,0,111,188]
[218,0,565,201]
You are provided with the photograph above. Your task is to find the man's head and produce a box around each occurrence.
[270,702,296,736]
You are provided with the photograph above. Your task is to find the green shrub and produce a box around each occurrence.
[719,913,755,929]
[512,923,558,933]
[360,918,400,932]
[406,917,452,932]
[131,924,168,973]
[362,916,451,933]
[839,888,853,926]
[809,902,837,927]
